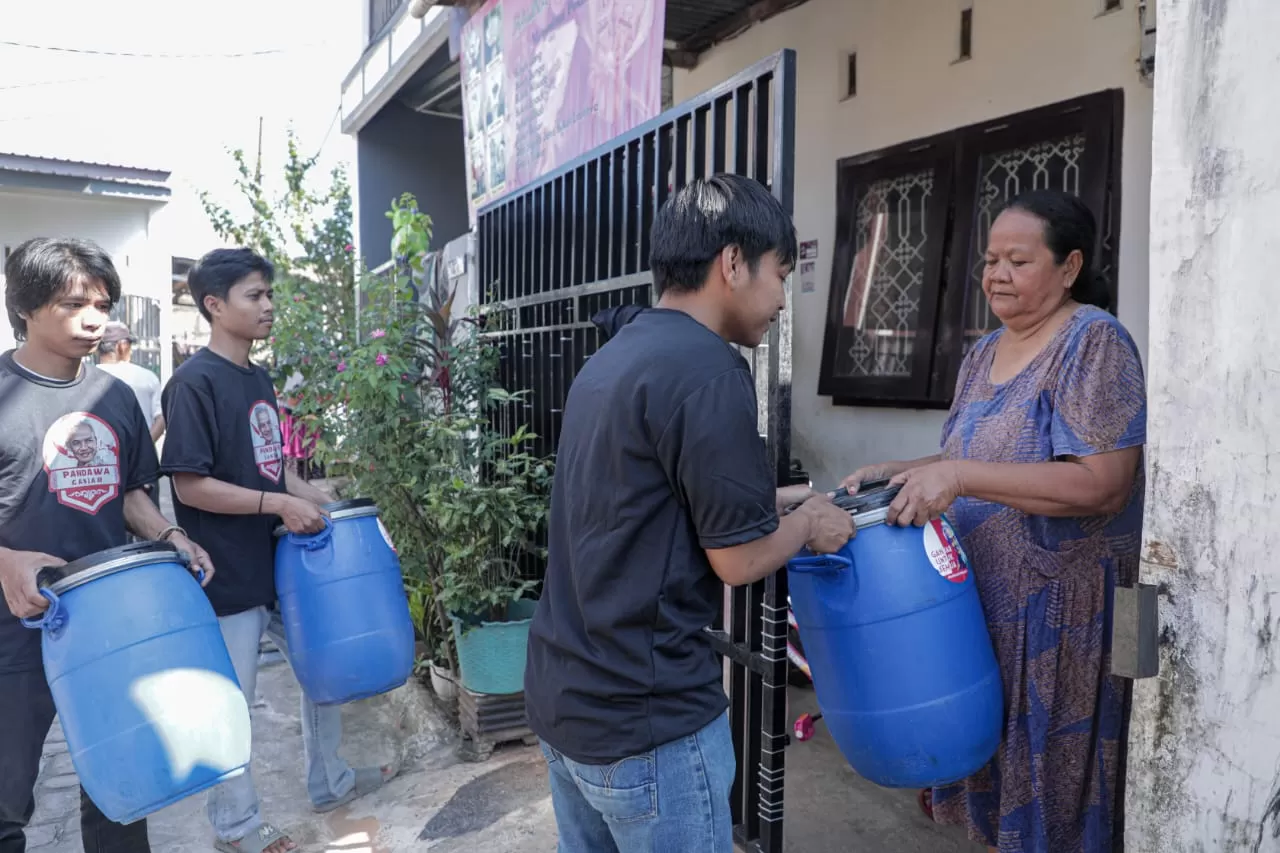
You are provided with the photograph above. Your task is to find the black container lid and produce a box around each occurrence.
[321,498,376,514]
[37,541,185,593]
[831,479,902,522]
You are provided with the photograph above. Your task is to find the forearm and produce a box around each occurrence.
[172,473,276,517]
[285,469,330,506]
[954,459,1127,517]
[891,455,941,477]
[150,415,166,443]
[708,512,813,588]
[123,488,176,539]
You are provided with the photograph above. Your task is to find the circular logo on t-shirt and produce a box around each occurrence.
[923,517,970,584]
[42,412,122,514]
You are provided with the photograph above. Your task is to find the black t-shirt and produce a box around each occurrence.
[160,349,287,617]
[524,308,780,764]
[0,352,159,673]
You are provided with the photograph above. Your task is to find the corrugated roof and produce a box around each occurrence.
[0,152,171,189]
[665,0,812,56]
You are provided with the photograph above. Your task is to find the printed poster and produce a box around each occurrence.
[460,0,667,224]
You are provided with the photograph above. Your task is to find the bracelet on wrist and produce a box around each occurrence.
[258,490,266,515]
[156,525,186,543]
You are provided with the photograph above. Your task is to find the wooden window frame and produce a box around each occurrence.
[818,89,1125,409]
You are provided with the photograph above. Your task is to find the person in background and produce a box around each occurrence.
[160,248,397,853]
[96,321,164,443]
[97,321,165,510]
[525,174,855,853]
[0,237,213,853]
[842,189,1145,853]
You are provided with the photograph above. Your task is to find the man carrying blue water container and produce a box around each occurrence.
[523,175,856,853]
[0,238,215,853]
[160,248,397,853]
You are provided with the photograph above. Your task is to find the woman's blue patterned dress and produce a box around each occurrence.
[931,306,1147,853]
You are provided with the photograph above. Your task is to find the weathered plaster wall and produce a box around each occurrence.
[1126,0,1280,849]
[674,0,1153,489]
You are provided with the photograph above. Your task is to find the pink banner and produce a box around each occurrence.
[460,0,666,223]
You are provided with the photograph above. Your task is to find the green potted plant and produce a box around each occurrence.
[424,401,551,695]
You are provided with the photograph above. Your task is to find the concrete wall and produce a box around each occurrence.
[674,0,1154,488]
[1126,0,1280,849]
[0,190,172,378]
[357,101,469,269]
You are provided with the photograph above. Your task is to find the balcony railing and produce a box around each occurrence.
[369,0,404,43]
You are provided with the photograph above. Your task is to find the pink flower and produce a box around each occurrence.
[293,295,304,303]
[401,373,410,381]
[344,243,354,253]
[302,356,311,366]
[336,361,347,373]
[375,353,388,366]
[371,328,387,339]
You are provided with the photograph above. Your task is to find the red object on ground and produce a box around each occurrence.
[793,712,822,742]
[918,787,934,820]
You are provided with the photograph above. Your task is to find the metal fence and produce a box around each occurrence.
[476,50,797,853]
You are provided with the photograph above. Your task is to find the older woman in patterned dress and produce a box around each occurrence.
[841,189,1145,853]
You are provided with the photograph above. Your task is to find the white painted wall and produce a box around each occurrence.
[0,190,173,379]
[675,0,1154,488]
[1127,0,1280,849]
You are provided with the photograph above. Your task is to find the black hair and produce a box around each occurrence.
[4,238,121,341]
[1002,189,1111,310]
[187,247,274,322]
[650,174,798,297]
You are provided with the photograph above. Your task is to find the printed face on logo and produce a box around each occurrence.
[248,400,283,483]
[43,412,122,514]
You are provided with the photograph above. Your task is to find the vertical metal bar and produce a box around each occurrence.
[693,105,709,180]
[629,138,642,275]
[641,132,657,274]
[757,50,797,853]
[712,94,728,175]
[675,115,690,192]
[596,155,607,282]
[556,176,565,290]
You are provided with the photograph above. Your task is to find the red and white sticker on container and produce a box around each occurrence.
[377,518,398,554]
[923,517,970,583]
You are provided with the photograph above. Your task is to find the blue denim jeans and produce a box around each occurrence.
[207,606,356,843]
[540,712,736,853]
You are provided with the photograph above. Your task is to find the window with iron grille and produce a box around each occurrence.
[818,89,1124,408]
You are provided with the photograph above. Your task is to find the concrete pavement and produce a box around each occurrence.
[28,658,559,853]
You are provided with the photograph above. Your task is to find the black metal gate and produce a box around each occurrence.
[477,50,796,852]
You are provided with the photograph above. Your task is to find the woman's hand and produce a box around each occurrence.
[839,462,903,493]
[886,461,964,527]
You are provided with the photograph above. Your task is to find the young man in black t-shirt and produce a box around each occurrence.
[0,238,214,853]
[524,175,855,852]
[161,248,396,853]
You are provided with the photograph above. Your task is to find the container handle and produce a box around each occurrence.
[19,588,67,635]
[788,554,853,575]
[286,518,333,552]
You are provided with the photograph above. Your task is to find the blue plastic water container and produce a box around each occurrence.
[21,542,252,824]
[786,484,1004,788]
[274,498,415,705]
